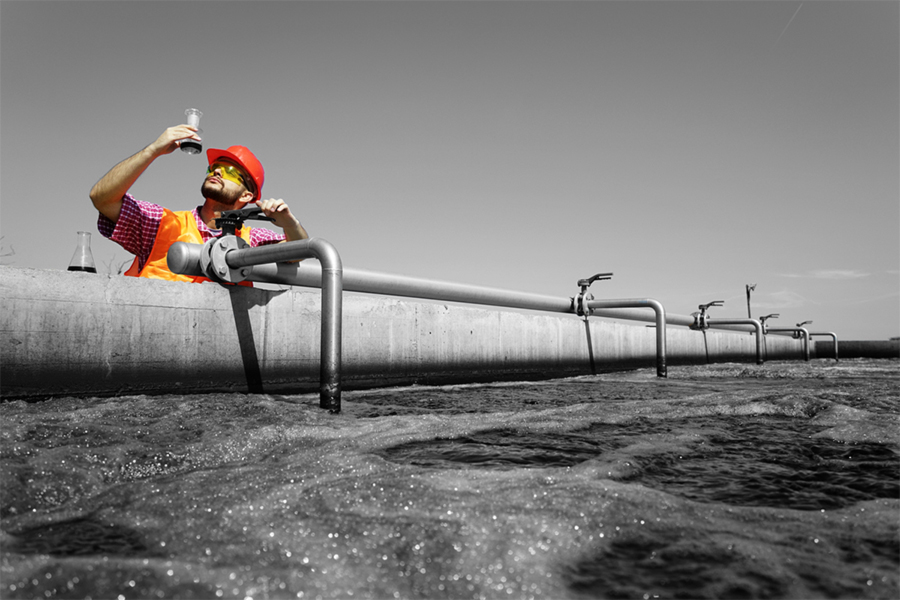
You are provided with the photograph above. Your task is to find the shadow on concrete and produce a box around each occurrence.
[227,285,289,394]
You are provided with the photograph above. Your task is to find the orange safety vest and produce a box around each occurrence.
[124,208,254,285]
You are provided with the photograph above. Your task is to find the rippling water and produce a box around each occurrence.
[1,359,897,599]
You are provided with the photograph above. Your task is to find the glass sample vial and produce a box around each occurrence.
[67,231,97,273]
[181,108,203,154]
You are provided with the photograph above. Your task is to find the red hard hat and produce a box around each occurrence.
[206,145,265,201]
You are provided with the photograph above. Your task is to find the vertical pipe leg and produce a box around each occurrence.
[319,265,343,413]
[653,303,667,378]
[586,299,667,378]
[754,323,764,364]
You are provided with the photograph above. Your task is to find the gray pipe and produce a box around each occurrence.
[168,238,344,413]
[587,298,667,377]
[170,246,765,337]
[208,259,715,336]
[169,245,774,385]
[242,261,576,314]
[704,318,764,364]
[765,327,810,361]
[203,259,776,372]
[243,264,678,375]
[247,264,675,377]
[166,242,204,277]
[808,332,839,361]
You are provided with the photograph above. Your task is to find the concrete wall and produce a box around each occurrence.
[2,267,810,400]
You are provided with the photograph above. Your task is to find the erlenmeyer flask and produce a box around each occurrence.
[67,231,97,273]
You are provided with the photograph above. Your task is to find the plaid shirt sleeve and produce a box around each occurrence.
[249,226,286,247]
[97,194,164,267]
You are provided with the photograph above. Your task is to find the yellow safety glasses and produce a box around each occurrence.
[206,163,249,188]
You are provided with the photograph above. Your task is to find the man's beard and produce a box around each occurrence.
[201,179,246,207]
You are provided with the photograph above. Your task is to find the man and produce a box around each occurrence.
[90,123,308,283]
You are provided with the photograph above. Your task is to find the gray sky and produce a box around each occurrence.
[2,1,897,340]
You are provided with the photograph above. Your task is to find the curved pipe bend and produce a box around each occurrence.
[808,332,839,362]
[765,327,810,362]
[168,238,344,413]
[586,298,667,377]
[704,318,765,365]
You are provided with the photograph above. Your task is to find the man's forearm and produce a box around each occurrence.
[89,125,199,223]
[283,221,309,242]
[89,146,158,223]
[255,198,310,243]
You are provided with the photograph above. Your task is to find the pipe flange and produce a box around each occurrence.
[200,236,251,283]
[575,292,594,319]
[689,311,707,331]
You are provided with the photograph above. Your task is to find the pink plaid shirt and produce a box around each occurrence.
[98,194,285,271]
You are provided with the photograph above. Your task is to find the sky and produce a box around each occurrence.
[1,0,897,341]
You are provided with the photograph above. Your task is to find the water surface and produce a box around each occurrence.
[1,359,897,599]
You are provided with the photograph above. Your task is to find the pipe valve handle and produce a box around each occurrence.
[215,205,275,236]
[577,272,614,288]
[698,300,724,311]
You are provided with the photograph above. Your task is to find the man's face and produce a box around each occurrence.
[202,161,252,206]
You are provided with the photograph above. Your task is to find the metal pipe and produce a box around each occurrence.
[238,261,577,314]
[207,259,768,368]
[704,318,765,365]
[198,259,741,336]
[169,245,771,379]
[588,307,698,328]
[808,332,839,361]
[809,331,840,362]
[586,298,667,377]
[168,238,344,413]
[746,284,756,320]
[166,242,204,277]
[247,264,673,377]
[766,327,810,361]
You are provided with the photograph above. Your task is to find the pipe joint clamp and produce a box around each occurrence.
[200,236,252,284]
[575,291,594,319]
[574,273,612,320]
[689,311,709,331]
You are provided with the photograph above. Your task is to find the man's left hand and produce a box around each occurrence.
[256,198,308,242]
